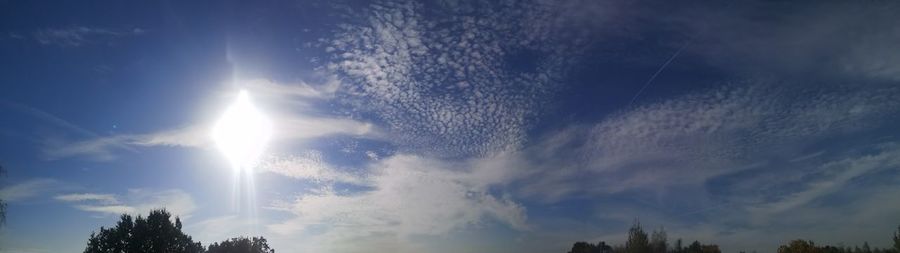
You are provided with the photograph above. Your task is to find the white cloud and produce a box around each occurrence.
[56,189,196,218]
[256,151,366,184]
[37,78,378,161]
[54,193,118,203]
[0,178,60,202]
[240,78,340,101]
[515,83,900,202]
[325,0,597,157]
[255,73,900,251]
[267,154,528,253]
[184,215,259,246]
[41,135,131,161]
[744,143,900,221]
[74,205,136,215]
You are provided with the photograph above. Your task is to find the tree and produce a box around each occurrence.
[0,164,6,227]
[893,226,900,253]
[597,241,614,253]
[778,240,822,253]
[84,209,203,253]
[686,241,703,253]
[701,244,721,253]
[207,237,275,253]
[570,242,596,253]
[626,220,651,253]
[674,238,684,253]
[650,227,668,253]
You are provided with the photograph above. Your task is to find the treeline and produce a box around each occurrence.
[84,209,273,253]
[778,238,900,253]
[567,221,900,253]
[567,221,720,253]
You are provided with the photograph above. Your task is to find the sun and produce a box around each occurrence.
[211,90,273,170]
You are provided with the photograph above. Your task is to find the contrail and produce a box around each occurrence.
[627,38,693,108]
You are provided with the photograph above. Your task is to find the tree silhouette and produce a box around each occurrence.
[84,209,203,253]
[650,227,668,253]
[0,164,6,227]
[893,226,900,253]
[564,221,899,253]
[207,237,275,253]
[778,240,820,253]
[568,241,613,253]
[626,220,651,253]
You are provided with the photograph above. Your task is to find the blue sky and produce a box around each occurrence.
[2,1,900,252]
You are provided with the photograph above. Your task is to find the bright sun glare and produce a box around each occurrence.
[211,90,273,170]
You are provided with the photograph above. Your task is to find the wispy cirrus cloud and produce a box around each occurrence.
[31,26,145,47]
[512,82,900,202]
[36,78,379,161]
[0,178,62,202]
[650,1,900,82]
[55,189,196,218]
[53,193,118,203]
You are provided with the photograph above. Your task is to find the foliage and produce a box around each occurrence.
[752,233,899,253]
[84,209,203,253]
[569,241,613,253]
[566,220,721,253]
[83,209,278,253]
[778,240,820,253]
[626,220,651,253]
[0,164,6,227]
[651,227,668,253]
[207,237,275,253]
[564,219,900,253]
[894,226,900,253]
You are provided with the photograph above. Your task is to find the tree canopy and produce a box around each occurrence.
[207,237,274,253]
[83,209,276,253]
[564,219,900,253]
[0,164,6,227]
[84,209,203,253]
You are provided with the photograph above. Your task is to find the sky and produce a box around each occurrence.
[1,0,900,252]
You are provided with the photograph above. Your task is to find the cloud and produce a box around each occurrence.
[267,154,528,253]
[742,143,900,221]
[512,82,900,202]
[256,151,366,184]
[41,135,132,161]
[240,78,340,101]
[324,0,602,157]
[649,1,900,82]
[53,193,118,203]
[32,26,144,47]
[184,215,258,246]
[74,205,137,215]
[0,178,61,202]
[0,100,103,139]
[462,81,900,251]
[37,78,378,161]
[56,189,196,218]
